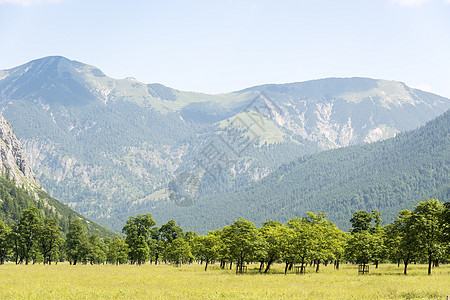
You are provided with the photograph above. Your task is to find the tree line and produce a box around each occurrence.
[0,199,449,275]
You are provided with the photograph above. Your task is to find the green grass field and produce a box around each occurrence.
[1,263,449,299]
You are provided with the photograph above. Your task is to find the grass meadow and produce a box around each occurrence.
[0,262,449,299]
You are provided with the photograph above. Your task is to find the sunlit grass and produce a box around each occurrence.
[0,262,449,299]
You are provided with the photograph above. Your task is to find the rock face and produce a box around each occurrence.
[0,113,40,190]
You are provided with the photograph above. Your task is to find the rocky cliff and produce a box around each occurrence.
[0,113,40,191]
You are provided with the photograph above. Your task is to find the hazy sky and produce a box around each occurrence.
[1,0,449,97]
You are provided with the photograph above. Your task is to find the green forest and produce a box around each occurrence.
[0,199,448,277]
[154,110,449,233]
[0,174,114,238]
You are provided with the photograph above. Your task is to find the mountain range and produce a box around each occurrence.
[0,56,449,232]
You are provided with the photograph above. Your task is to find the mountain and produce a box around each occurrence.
[0,56,449,231]
[162,110,448,233]
[0,113,115,237]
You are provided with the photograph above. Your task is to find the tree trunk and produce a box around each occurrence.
[230,262,232,269]
[264,259,274,273]
[316,261,320,273]
[284,262,289,275]
[375,260,379,269]
[428,255,432,275]
[259,261,264,273]
[205,261,208,271]
[336,260,340,270]
[403,258,408,275]
[433,259,439,267]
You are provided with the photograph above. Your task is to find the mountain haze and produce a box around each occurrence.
[0,56,449,231]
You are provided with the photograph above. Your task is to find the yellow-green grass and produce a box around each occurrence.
[1,263,449,299]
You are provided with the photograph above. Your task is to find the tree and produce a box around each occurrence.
[107,237,129,265]
[194,233,219,271]
[385,210,421,275]
[0,220,11,264]
[369,216,386,269]
[164,237,193,265]
[289,213,345,273]
[16,207,42,264]
[260,220,287,273]
[87,234,107,264]
[411,199,445,275]
[288,217,315,274]
[441,202,450,258]
[350,210,379,233]
[159,220,183,243]
[348,210,386,268]
[183,231,197,264]
[307,213,344,272]
[222,218,263,271]
[38,218,62,265]
[344,231,376,268]
[65,219,90,265]
[122,214,156,265]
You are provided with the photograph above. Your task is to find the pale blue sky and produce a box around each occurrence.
[1,0,449,97]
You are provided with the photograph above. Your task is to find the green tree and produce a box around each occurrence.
[16,207,42,264]
[259,220,287,273]
[350,210,381,233]
[442,202,450,258]
[348,210,386,268]
[107,237,129,265]
[38,218,63,265]
[0,220,11,264]
[289,213,345,273]
[159,220,183,243]
[122,214,156,265]
[222,218,262,271]
[65,219,90,265]
[164,237,193,265]
[194,233,220,271]
[87,234,107,264]
[411,199,445,275]
[344,231,376,268]
[385,210,421,275]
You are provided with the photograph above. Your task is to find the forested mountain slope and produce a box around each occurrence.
[1,56,448,231]
[0,113,114,237]
[153,110,449,233]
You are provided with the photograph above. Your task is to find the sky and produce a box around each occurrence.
[0,0,450,97]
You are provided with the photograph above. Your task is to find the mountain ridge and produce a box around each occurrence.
[153,109,449,233]
[1,56,449,231]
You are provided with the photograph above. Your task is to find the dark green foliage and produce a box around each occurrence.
[87,234,107,264]
[65,219,90,265]
[14,207,41,265]
[122,214,156,265]
[0,220,11,264]
[0,174,115,238]
[221,218,263,270]
[411,199,445,275]
[38,218,63,264]
[106,237,129,265]
[350,211,375,233]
